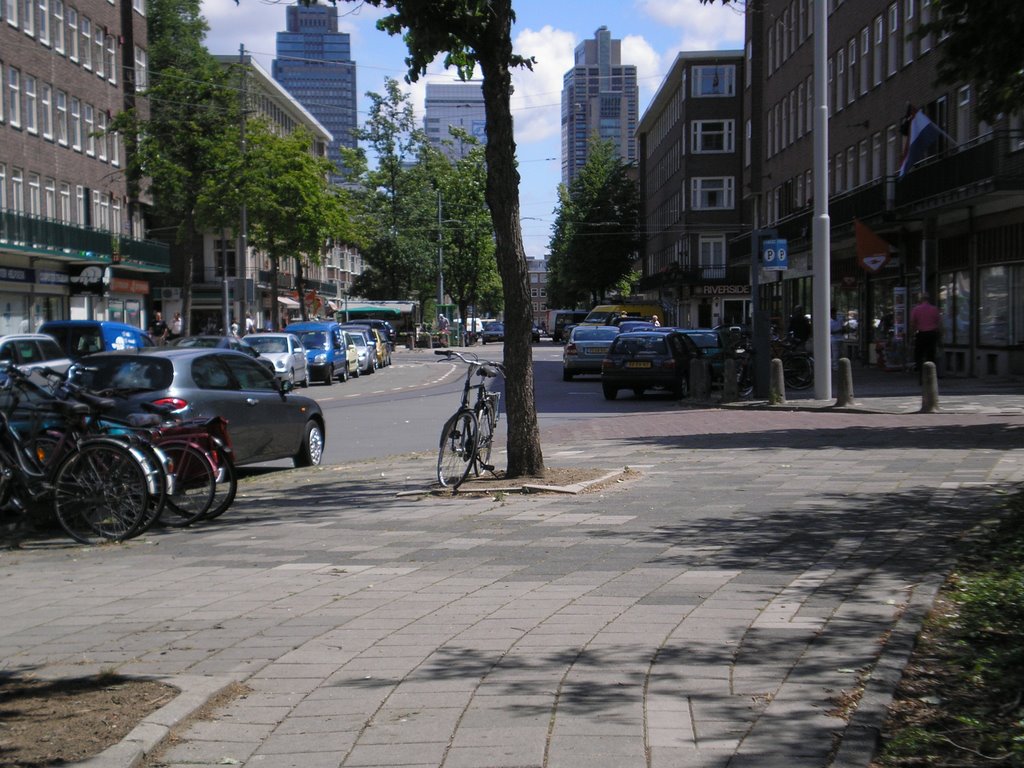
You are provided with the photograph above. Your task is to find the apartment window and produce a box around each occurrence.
[134,46,147,89]
[80,15,91,69]
[70,96,80,150]
[858,139,868,184]
[797,83,805,137]
[39,82,51,139]
[44,177,55,218]
[796,174,805,208]
[96,109,107,161]
[788,92,796,144]
[886,124,899,176]
[0,62,4,123]
[834,51,845,113]
[21,0,33,35]
[93,27,104,78]
[903,0,915,66]
[0,166,6,210]
[805,75,813,131]
[55,89,66,144]
[5,0,17,27]
[52,0,63,53]
[105,34,115,84]
[846,146,856,190]
[774,22,781,70]
[692,119,735,153]
[37,0,48,44]
[692,65,735,97]
[132,0,144,14]
[744,119,751,167]
[920,0,933,52]
[28,173,41,215]
[860,28,870,94]
[75,185,85,224]
[110,128,119,166]
[956,85,972,143]
[767,112,774,158]
[691,177,734,210]
[774,103,781,154]
[847,40,856,105]
[745,40,752,89]
[59,182,70,222]
[12,168,24,212]
[834,152,844,194]
[699,235,726,275]
[83,102,94,156]
[767,31,775,77]
[887,4,898,76]
[7,67,20,127]
[873,16,884,85]
[66,6,77,60]
[23,74,36,133]
[871,132,882,179]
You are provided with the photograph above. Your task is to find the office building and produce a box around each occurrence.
[424,81,487,162]
[561,26,639,186]
[0,0,168,332]
[272,4,357,184]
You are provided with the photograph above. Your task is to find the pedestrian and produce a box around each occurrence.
[230,322,240,339]
[829,309,844,370]
[787,305,811,349]
[650,314,661,327]
[437,314,450,347]
[169,312,183,341]
[245,312,255,336]
[149,311,169,345]
[910,291,941,383]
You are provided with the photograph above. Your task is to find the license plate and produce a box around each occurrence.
[626,361,651,368]
[588,347,608,354]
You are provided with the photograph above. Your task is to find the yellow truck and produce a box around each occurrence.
[582,304,664,326]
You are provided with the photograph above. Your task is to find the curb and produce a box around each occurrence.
[396,468,628,498]
[74,675,238,768]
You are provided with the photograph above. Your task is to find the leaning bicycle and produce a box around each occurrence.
[771,334,814,390]
[434,349,504,489]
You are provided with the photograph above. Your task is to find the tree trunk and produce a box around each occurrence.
[477,0,543,477]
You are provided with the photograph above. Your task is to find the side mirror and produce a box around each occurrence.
[279,379,295,395]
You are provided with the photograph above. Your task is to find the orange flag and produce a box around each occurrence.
[855,219,892,273]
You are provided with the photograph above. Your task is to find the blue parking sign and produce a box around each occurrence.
[762,238,788,271]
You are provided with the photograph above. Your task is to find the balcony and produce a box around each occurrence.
[639,263,750,291]
[0,208,170,272]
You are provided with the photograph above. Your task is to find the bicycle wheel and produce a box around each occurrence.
[473,404,494,477]
[437,410,477,488]
[198,448,238,521]
[784,354,814,390]
[53,442,151,544]
[162,443,216,526]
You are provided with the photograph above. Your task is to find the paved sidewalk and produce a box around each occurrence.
[2,373,1024,768]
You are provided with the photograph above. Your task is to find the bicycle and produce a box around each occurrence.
[434,349,504,489]
[770,333,814,390]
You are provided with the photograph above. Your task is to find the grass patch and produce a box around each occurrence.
[873,492,1024,767]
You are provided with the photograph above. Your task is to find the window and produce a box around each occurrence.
[956,85,971,143]
[744,119,751,167]
[871,132,882,180]
[797,83,805,137]
[83,102,94,156]
[903,0,915,66]
[105,34,115,84]
[834,152,844,194]
[846,146,856,190]
[11,168,24,212]
[847,39,856,105]
[70,96,80,150]
[691,177,734,210]
[80,15,91,70]
[21,0,33,35]
[93,26,104,78]
[66,6,77,60]
[38,0,48,44]
[5,0,17,27]
[96,108,107,161]
[805,74,813,130]
[44,177,55,217]
[8,67,21,128]
[860,28,870,94]
[39,81,51,139]
[887,3,898,76]
[692,65,735,97]
[835,50,845,112]
[788,92,795,144]
[132,0,144,15]
[920,0,933,52]
[873,15,884,85]
[692,119,734,153]
[745,40,752,89]
[885,124,899,176]
[858,139,868,184]
[23,74,36,133]
[59,182,70,222]
[55,89,66,144]
[134,46,147,89]
[699,235,726,277]
[0,62,4,123]
[52,0,62,53]
[110,127,119,166]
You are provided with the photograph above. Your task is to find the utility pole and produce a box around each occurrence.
[238,44,250,330]
[811,0,833,399]
[437,190,445,310]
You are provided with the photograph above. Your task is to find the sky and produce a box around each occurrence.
[199,0,746,261]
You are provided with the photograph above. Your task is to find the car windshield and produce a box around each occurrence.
[611,336,668,356]
[682,332,719,349]
[175,337,220,348]
[71,357,174,392]
[246,337,287,354]
[296,331,327,350]
[573,327,619,341]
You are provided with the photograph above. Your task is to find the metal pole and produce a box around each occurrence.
[812,0,833,399]
[238,44,250,329]
[437,190,444,310]
[221,228,230,334]
[751,229,775,399]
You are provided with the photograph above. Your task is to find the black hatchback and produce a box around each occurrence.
[600,331,699,400]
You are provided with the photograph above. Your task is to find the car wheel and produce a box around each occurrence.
[339,365,348,383]
[673,376,690,399]
[562,370,573,382]
[633,387,645,398]
[286,368,295,386]
[323,366,333,385]
[353,364,360,378]
[293,420,325,467]
[602,384,618,400]
[300,369,309,388]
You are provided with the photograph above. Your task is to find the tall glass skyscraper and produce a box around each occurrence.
[561,26,639,186]
[272,5,357,184]
[424,81,487,162]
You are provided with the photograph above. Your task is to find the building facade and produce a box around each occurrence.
[637,51,747,329]
[561,26,639,187]
[527,258,548,329]
[272,4,357,185]
[0,0,168,334]
[424,81,486,162]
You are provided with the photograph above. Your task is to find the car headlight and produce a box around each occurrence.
[313,352,327,364]
[275,360,285,370]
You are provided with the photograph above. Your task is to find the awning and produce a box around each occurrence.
[343,304,403,317]
[277,296,300,307]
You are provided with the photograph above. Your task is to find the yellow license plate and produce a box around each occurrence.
[626,361,652,368]
[589,347,608,354]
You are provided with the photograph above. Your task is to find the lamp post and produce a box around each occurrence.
[811,0,832,399]
[437,190,445,309]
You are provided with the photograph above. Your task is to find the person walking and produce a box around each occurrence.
[829,309,845,370]
[910,291,941,383]
[787,305,811,349]
[169,312,183,342]
[149,311,169,346]
[650,314,661,327]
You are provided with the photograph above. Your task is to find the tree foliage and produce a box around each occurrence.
[547,139,640,307]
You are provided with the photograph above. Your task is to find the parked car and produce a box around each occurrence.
[617,320,656,334]
[532,324,542,343]
[562,325,620,381]
[481,322,505,344]
[39,320,154,360]
[286,321,354,385]
[338,317,397,350]
[340,323,390,367]
[600,330,700,400]
[676,328,727,383]
[68,348,326,467]
[345,329,376,375]
[0,333,73,378]
[171,335,276,375]
[548,309,589,343]
[244,332,309,387]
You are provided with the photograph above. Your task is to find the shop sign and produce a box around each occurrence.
[69,265,109,295]
[0,266,35,283]
[693,284,749,296]
[110,277,150,294]
[38,270,69,285]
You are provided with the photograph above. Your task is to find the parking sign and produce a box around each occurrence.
[762,238,788,271]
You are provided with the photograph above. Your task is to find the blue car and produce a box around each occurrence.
[286,321,353,385]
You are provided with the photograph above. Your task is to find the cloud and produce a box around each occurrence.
[621,35,664,104]
[636,0,746,50]
[510,25,577,144]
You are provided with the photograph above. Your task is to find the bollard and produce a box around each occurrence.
[722,358,738,403]
[769,357,786,404]
[689,358,710,401]
[920,361,939,413]
[834,357,855,407]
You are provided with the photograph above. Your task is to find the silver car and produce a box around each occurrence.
[562,325,620,380]
[245,333,310,387]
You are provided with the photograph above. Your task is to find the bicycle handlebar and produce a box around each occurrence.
[434,348,505,375]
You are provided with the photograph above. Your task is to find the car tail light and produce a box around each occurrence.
[151,397,189,412]
[565,343,577,356]
[601,358,614,370]
[660,359,677,369]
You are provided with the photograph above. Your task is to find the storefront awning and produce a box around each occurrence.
[277,296,300,307]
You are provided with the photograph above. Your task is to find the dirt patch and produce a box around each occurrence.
[0,672,177,767]
[443,466,639,494]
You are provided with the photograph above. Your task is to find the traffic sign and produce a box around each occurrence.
[762,238,788,271]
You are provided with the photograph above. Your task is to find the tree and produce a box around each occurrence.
[341,0,544,477]
[917,2,1024,121]
[112,0,239,335]
[547,139,640,306]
